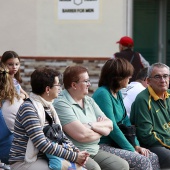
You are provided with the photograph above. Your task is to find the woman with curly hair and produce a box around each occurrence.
[0,62,23,164]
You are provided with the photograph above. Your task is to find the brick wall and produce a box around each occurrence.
[19,57,109,96]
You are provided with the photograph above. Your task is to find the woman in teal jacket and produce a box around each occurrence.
[92,58,160,170]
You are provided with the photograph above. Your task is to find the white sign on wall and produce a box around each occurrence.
[58,0,99,20]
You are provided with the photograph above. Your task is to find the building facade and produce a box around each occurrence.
[0,0,169,94]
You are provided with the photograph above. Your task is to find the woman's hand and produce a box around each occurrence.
[97,116,105,122]
[135,146,150,157]
[20,88,29,99]
[76,150,89,166]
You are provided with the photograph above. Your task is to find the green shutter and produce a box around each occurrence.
[166,1,170,66]
[133,0,159,64]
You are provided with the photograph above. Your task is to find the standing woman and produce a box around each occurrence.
[0,62,23,164]
[1,51,28,99]
[92,58,160,170]
[9,67,89,170]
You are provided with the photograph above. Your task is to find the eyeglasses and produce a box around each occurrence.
[149,74,170,81]
[77,79,91,84]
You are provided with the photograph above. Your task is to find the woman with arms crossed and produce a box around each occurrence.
[53,65,129,170]
[92,58,160,170]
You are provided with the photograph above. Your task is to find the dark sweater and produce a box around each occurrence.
[114,49,144,82]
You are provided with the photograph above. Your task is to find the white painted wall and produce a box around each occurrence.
[0,0,131,57]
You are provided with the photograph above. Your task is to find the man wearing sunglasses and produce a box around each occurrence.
[130,62,170,169]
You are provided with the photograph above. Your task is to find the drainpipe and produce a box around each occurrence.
[126,0,133,37]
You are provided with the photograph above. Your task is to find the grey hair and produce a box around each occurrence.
[147,63,170,77]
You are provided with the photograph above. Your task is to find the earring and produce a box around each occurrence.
[47,92,49,96]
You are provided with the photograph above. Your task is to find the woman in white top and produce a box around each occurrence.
[0,62,23,164]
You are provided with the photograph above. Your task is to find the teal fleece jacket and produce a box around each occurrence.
[93,86,139,152]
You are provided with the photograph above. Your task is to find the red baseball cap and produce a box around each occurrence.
[116,36,134,47]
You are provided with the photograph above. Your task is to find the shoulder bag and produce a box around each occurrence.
[111,93,136,148]
[116,110,136,147]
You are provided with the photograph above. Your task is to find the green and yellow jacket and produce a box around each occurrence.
[130,86,170,148]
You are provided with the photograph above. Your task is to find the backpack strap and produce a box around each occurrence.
[25,98,53,126]
[44,110,53,126]
[117,93,128,125]
[130,54,135,63]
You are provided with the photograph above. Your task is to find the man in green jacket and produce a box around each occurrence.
[130,62,170,169]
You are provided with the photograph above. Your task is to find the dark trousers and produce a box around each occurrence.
[149,146,170,169]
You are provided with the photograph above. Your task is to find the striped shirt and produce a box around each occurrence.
[9,100,78,164]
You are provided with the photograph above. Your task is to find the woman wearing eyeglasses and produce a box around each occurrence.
[92,58,160,170]
[53,65,129,170]
[9,67,89,170]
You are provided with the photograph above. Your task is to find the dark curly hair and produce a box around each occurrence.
[31,67,61,95]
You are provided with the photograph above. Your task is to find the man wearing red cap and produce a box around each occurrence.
[112,36,149,82]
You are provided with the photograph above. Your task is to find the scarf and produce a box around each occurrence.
[25,92,61,162]
[29,92,61,126]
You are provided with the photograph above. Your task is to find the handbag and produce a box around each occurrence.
[43,110,74,146]
[43,108,86,170]
[43,110,64,144]
[112,105,136,148]
[117,123,136,147]
[24,98,65,144]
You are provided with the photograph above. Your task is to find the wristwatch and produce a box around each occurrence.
[88,122,93,129]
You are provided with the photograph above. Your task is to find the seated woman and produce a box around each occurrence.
[92,58,160,170]
[0,62,23,164]
[53,65,129,170]
[9,67,89,170]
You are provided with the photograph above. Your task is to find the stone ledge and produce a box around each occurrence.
[18,57,109,96]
